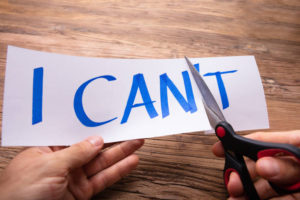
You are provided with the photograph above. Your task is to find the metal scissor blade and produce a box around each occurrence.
[184,56,226,128]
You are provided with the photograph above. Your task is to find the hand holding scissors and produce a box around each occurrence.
[185,57,300,199]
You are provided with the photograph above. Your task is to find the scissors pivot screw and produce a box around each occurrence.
[216,126,226,138]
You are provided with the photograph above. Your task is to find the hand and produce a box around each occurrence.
[0,136,144,200]
[212,130,300,200]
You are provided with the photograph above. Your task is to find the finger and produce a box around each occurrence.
[244,158,258,180]
[228,196,247,200]
[35,146,52,153]
[15,147,50,158]
[227,158,261,198]
[247,130,300,146]
[254,178,277,199]
[227,177,278,200]
[212,141,225,157]
[85,139,144,177]
[271,193,300,200]
[227,159,257,196]
[256,156,300,185]
[227,172,244,197]
[53,136,104,170]
[50,146,67,152]
[103,142,119,149]
[90,154,139,194]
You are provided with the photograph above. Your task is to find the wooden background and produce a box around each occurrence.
[0,0,299,199]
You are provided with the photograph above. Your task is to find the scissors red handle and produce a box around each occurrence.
[215,122,300,198]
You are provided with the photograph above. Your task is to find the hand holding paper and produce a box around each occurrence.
[0,136,144,200]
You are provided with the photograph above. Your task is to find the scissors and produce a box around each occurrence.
[185,57,300,199]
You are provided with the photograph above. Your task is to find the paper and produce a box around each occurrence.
[1,46,269,146]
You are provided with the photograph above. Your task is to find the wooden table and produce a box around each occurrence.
[0,1,299,199]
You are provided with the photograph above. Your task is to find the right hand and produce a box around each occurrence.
[212,130,300,200]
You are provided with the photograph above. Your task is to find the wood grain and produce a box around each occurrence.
[0,0,299,199]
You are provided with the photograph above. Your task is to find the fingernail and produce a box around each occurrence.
[258,157,280,178]
[88,136,103,147]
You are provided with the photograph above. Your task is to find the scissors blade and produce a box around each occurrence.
[184,56,226,128]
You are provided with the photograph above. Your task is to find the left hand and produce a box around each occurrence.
[0,136,144,200]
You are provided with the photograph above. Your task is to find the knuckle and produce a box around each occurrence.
[114,164,124,179]
[99,154,111,169]
[119,144,128,157]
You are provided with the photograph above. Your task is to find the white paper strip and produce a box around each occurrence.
[1,46,268,146]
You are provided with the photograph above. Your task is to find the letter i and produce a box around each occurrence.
[32,67,43,125]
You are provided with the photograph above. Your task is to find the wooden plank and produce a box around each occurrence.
[0,0,299,199]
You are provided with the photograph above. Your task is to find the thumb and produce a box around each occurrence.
[54,136,104,170]
[256,156,300,186]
